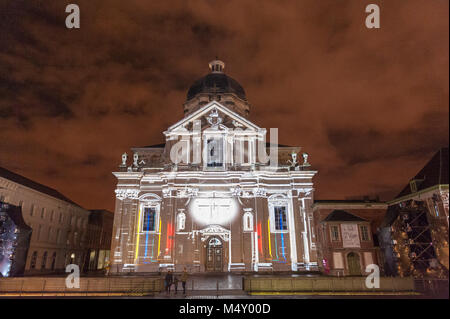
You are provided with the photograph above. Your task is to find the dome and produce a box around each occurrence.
[186,60,247,101]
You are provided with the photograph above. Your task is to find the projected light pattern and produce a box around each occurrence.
[279,211,286,261]
[268,220,272,258]
[257,222,263,255]
[134,207,142,262]
[189,196,238,226]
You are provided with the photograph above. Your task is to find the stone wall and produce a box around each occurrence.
[244,276,414,292]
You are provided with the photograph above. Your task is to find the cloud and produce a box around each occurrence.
[0,0,448,210]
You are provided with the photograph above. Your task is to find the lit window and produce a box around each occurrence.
[274,206,288,231]
[206,137,224,168]
[330,225,340,241]
[142,207,157,232]
[360,225,370,241]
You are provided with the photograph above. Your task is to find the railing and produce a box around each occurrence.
[0,277,162,297]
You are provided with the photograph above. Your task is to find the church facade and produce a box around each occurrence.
[110,60,318,273]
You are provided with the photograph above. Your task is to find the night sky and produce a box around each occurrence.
[0,1,448,211]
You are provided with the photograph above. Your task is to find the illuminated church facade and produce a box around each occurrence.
[111,60,318,273]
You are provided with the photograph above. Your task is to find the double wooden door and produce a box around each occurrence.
[206,237,223,272]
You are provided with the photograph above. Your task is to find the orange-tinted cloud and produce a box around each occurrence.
[0,0,448,210]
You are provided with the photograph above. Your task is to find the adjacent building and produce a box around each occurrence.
[0,166,91,275]
[379,148,449,278]
[313,200,387,276]
[85,209,114,272]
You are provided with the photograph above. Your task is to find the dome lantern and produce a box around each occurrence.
[208,59,225,73]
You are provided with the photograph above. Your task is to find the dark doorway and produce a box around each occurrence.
[206,237,223,272]
[347,252,361,276]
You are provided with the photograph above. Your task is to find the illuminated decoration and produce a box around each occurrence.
[0,202,32,277]
[134,207,142,263]
[177,212,186,231]
[257,222,263,255]
[388,200,448,278]
[111,60,318,273]
[199,225,230,242]
[189,196,238,226]
[268,220,272,258]
[243,210,253,231]
[157,219,162,258]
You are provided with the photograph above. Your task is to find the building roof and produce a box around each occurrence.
[0,166,81,207]
[135,142,293,149]
[0,202,32,232]
[395,147,449,199]
[315,199,384,204]
[322,210,368,222]
[186,61,247,101]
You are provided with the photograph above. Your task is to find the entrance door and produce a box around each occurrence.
[347,252,361,276]
[206,237,223,272]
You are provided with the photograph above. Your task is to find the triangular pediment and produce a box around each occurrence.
[165,101,262,135]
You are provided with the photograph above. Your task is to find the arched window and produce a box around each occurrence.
[243,212,253,231]
[30,251,38,269]
[177,213,186,231]
[142,207,158,232]
[41,251,48,270]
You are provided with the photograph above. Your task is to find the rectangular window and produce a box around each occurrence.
[30,204,35,216]
[333,252,344,269]
[274,206,288,231]
[41,208,46,219]
[330,225,340,241]
[206,137,224,168]
[360,225,370,241]
[142,207,157,232]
